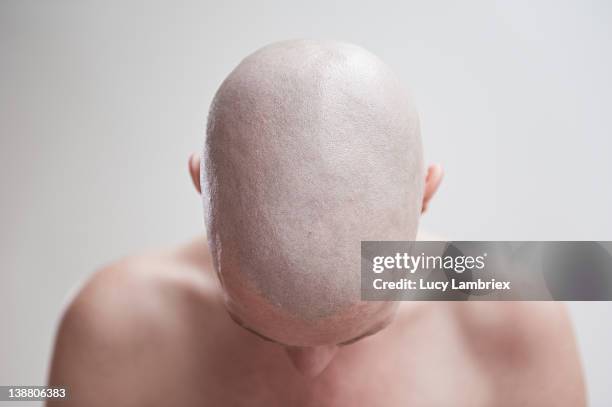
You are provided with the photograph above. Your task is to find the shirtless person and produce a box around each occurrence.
[48,40,585,406]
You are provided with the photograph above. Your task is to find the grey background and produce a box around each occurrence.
[1,0,611,405]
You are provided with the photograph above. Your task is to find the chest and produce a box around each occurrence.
[185,330,492,407]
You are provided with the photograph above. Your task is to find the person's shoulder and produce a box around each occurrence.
[47,249,220,405]
[453,301,571,337]
[453,302,586,406]
[63,250,218,332]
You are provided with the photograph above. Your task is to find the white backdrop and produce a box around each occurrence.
[1,0,611,405]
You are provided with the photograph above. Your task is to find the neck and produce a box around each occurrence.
[177,234,213,270]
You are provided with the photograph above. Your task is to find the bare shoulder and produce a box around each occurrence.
[47,249,220,406]
[452,301,586,406]
[55,250,220,344]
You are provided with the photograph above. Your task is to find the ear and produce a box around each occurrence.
[189,153,201,194]
[422,164,443,214]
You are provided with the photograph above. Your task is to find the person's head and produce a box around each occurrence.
[189,39,442,376]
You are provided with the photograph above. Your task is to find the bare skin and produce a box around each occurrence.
[48,235,586,407]
[49,40,585,405]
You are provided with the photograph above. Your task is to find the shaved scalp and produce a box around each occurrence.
[203,40,423,343]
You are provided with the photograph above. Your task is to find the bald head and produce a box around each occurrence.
[202,40,424,346]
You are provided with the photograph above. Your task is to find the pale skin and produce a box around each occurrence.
[47,159,586,406]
